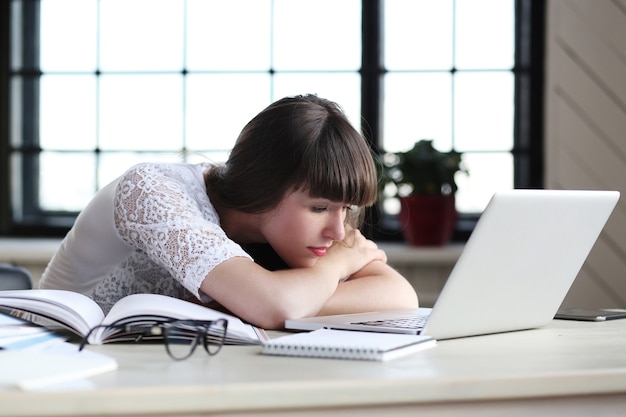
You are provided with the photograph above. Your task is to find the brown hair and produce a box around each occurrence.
[205,94,378,226]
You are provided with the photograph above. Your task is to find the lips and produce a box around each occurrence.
[309,247,328,257]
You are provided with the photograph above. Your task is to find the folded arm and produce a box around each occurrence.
[200,234,418,329]
[317,260,419,317]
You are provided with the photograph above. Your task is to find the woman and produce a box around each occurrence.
[40,95,418,329]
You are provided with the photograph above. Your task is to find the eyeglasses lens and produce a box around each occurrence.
[205,319,227,355]
[165,322,200,360]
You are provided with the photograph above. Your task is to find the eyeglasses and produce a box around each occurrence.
[78,318,228,361]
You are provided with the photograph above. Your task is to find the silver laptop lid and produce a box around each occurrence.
[421,189,619,339]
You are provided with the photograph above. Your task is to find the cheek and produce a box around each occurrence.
[272,208,313,234]
[264,215,320,267]
[274,216,316,246]
[270,213,301,237]
[264,211,304,247]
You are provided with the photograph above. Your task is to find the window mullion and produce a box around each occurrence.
[360,0,383,153]
[0,0,10,232]
[17,0,42,222]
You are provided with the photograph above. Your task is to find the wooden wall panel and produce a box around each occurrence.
[545,0,626,308]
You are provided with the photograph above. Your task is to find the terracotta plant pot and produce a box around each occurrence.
[398,195,457,246]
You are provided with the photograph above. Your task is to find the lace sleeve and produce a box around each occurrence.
[113,163,251,298]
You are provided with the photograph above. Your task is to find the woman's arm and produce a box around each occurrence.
[317,260,419,316]
[201,257,341,329]
[200,230,417,329]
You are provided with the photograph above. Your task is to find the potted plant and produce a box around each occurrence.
[381,139,467,246]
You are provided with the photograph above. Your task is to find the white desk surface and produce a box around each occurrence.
[2,319,626,417]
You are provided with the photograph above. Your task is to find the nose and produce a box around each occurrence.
[323,212,346,242]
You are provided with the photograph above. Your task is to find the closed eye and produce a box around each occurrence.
[311,203,355,214]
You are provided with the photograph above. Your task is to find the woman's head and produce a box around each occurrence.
[207,95,378,226]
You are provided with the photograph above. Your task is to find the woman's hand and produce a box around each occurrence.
[316,228,387,280]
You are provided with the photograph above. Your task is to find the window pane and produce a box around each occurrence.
[39,152,96,211]
[98,152,181,188]
[384,0,453,70]
[99,74,183,151]
[10,3,21,71]
[184,151,230,165]
[455,152,513,212]
[454,72,514,152]
[186,0,271,71]
[10,77,23,147]
[273,73,362,130]
[99,0,184,71]
[383,73,452,152]
[40,75,97,150]
[40,0,98,71]
[186,73,271,152]
[273,0,361,71]
[455,0,514,69]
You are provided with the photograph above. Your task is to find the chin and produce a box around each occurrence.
[287,257,318,269]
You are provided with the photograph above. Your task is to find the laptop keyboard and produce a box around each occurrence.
[351,314,429,330]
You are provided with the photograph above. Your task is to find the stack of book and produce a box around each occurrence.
[0,310,117,390]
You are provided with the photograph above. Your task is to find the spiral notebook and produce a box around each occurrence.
[263,329,436,361]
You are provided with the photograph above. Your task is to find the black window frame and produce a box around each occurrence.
[0,0,545,239]
[364,0,545,242]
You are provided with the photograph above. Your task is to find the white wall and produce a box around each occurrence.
[545,0,626,308]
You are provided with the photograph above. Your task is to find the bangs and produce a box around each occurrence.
[293,123,378,207]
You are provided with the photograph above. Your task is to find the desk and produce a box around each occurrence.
[2,319,626,417]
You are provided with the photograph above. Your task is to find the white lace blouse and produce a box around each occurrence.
[39,163,252,313]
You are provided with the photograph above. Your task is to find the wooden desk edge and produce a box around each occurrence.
[2,367,626,417]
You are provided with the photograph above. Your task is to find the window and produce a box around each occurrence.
[1,0,545,237]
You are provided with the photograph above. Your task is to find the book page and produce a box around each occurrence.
[0,290,105,336]
[0,312,67,351]
[99,294,263,344]
[0,342,117,390]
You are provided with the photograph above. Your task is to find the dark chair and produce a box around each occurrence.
[0,264,33,290]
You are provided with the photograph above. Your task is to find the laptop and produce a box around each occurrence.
[286,190,620,340]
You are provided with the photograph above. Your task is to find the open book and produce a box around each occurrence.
[0,290,266,345]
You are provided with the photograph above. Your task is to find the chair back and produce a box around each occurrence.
[0,264,33,290]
